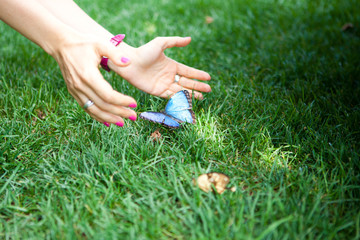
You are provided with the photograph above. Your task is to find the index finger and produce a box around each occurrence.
[85,68,136,107]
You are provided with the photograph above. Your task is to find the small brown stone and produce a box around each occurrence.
[205,16,214,24]
[194,172,234,194]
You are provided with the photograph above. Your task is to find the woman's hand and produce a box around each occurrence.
[0,0,139,127]
[52,34,138,126]
[108,37,211,99]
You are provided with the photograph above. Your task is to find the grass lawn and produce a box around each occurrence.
[1,0,360,239]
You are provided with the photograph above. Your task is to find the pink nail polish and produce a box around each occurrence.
[115,121,124,127]
[103,122,110,127]
[129,103,137,108]
[129,115,137,121]
[121,57,130,63]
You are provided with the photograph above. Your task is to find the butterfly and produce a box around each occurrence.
[139,90,195,128]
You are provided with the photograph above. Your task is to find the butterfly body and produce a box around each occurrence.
[139,90,195,128]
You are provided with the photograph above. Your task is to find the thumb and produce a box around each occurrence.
[97,41,131,67]
[154,36,192,50]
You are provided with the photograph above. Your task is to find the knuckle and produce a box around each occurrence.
[82,69,95,82]
[102,91,114,103]
[72,81,83,91]
[154,37,165,47]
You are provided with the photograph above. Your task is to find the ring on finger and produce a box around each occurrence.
[83,99,95,110]
[174,74,181,84]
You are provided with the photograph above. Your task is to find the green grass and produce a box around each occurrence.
[1,0,360,239]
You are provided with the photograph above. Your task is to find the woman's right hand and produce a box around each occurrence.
[108,37,211,100]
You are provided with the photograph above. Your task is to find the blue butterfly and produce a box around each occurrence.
[139,90,195,128]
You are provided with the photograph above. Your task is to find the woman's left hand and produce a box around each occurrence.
[108,36,211,99]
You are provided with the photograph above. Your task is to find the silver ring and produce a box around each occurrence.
[174,74,180,83]
[83,100,94,110]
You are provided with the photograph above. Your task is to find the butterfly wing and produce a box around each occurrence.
[165,90,195,124]
[139,112,180,128]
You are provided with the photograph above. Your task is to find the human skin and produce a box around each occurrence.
[36,0,212,99]
[0,0,137,127]
[0,0,211,127]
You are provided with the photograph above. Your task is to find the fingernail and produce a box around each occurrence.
[129,103,137,108]
[121,57,130,63]
[129,115,137,121]
[103,122,110,127]
[115,121,124,127]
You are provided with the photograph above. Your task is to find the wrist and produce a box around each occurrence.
[45,26,80,56]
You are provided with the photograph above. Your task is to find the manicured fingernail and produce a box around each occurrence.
[129,115,137,121]
[121,57,130,63]
[115,121,124,127]
[129,103,137,108]
[103,122,110,127]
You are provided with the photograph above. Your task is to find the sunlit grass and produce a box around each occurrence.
[1,0,360,239]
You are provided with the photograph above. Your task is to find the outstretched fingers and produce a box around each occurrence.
[176,76,211,93]
[176,62,211,81]
[84,68,137,107]
[173,62,212,94]
[67,87,121,126]
[160,84,205,100]
[71,67,137,125]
